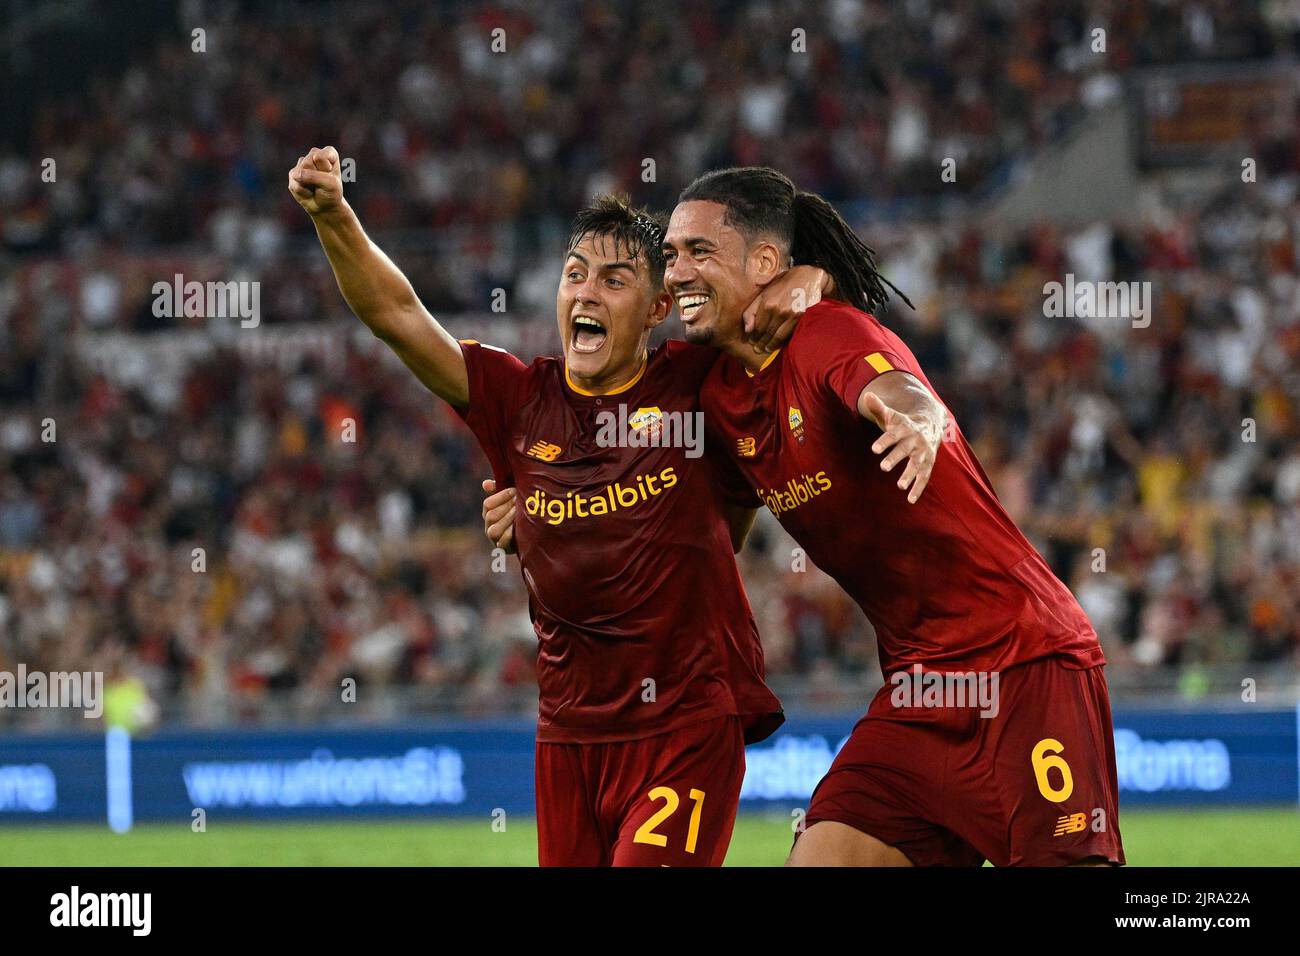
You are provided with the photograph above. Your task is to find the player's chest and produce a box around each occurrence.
[507,387,702,487]
[715,376,833,477]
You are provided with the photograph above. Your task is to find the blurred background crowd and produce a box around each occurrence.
[1,0,1298,727]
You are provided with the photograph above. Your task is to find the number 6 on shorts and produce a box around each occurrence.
[1031,737,1074,803]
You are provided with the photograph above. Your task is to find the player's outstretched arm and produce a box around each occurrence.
[288,146,469,406]
[859,372,947,504]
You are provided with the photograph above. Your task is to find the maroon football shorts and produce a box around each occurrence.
[535,714,746,866]
[800,656,1125,866]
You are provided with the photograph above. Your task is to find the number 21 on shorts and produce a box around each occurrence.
[633,787,706,853]
[1031,737,1074,803]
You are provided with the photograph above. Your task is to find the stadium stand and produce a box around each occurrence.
[1,0,1297,726]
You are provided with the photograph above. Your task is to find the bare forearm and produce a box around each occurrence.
[313,203,418,325]
[311,203,468,404]
[858,370,945,503]
[859,372,944,442]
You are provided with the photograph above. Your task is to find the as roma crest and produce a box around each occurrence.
[788,406,806,444]
[629,406,664,443]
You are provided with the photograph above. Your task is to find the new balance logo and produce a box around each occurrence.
[1053,812,1087,836]
[527,441,562,462]
[736,436,756,458]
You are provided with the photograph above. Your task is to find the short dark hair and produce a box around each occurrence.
[679,166,797,251]
[567,194,668,287]
[678,166,910,314]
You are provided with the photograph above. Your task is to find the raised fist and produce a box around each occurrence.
[287,146,344,217]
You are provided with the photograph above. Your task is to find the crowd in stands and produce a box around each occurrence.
[1,1,1297,723]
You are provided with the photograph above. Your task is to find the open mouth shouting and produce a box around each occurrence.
[571,315,608,353]
[676,292,710,323]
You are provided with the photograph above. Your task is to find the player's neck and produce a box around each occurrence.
[719,336,770,375]
[564,351,648,396]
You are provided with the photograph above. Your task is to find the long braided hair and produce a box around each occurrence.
[678,167,911,314]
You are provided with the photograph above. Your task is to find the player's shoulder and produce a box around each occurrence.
[460,338,559,389]
[654,338,722,384]
[793,298,886,340]
[525,353,571,394]
[659,337,719,365]
[785,299,895,360]
[526,351,564,373]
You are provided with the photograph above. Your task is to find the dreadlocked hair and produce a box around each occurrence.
[678,167,911,314]
[567,194,668,286]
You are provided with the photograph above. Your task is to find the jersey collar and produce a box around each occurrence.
[744,348,783,378]
[564,352,648,397]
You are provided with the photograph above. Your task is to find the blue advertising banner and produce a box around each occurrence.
[1,707,1295,826]
[741,709,1300,808]
[0,734,105,822]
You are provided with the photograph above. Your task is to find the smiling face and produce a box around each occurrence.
[662,200,785,349]
[557,233,671,391]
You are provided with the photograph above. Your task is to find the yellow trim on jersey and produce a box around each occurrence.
[865,352,894,374]
[564,352,648,397]
[745,348,783,378]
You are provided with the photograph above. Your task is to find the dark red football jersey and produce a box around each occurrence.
[700,299,1105,676]
[455,338,782,744]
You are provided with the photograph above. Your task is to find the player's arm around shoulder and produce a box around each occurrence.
[742,265,835,354]
[288,146,469,407]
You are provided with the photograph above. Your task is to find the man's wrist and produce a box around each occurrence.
[819,268,836,297]
[921,409,945,448]
[310,200,354,230]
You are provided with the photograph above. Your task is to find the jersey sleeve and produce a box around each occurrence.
[453,339,530,486]
[794,305,912,416]
[705,436,762,509]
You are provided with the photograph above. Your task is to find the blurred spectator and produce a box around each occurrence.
[1,0,1298,723]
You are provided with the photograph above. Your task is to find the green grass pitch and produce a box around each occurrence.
[1,807,1296,866]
